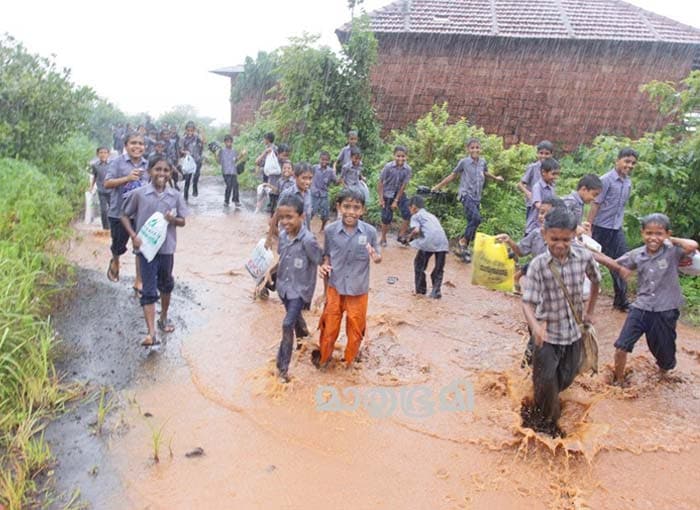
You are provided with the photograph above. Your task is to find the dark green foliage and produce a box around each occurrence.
[231,51,280,103]
[0,35,96,162]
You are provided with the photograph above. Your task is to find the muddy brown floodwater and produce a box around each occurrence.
[45,175,700,509]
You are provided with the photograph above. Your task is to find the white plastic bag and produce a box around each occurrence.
[137,212,169,262]
[246,238,274,280]
[180,154,197,175]
[84,190,99,224]
[263,152,281,176]
[680,250,700,276]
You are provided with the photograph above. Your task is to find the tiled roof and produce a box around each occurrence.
[338,0,700,44]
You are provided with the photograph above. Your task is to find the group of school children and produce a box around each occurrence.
[95,123,697,438]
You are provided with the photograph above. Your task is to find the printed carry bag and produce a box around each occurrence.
[263,152,281,176]
[137,211,168,262]
[470,232,515,292]
[246,238,274,281]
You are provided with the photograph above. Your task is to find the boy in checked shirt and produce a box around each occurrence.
[522,207,600,437]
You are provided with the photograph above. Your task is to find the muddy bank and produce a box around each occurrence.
[45,175,700,509]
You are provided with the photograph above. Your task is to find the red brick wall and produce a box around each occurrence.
[230,93,262,135]
[371,35,697,150]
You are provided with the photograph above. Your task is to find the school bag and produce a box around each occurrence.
[180,154,197,175]
[263,151,281,176]
[548,260,599,375]
[137,211,169,262]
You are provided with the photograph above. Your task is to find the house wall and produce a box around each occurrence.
[371,35,697,150]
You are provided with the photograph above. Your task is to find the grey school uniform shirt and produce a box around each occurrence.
[379,162,412,199]
[520,161,541,207]
[593,169,631,230]
[122,183,190,255]
[277,225,322,304]
[336,145,353,168]
[340,163,363,187]
[562,191,585,225]
[323,219,379,296]
[526,180,556,233]
[280,182,313,228]
[105,154,149,219]
[616,241,685,312]
[523,245,601,345]
[311,165,336,197]
[219,147,237,175]
[517,228,547,257]
[453,156,487,202]
[91,159,111,193]
[409,209,449,253]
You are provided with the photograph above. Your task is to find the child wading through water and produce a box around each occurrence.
[432,138,504,262]
[90,146,112,231]
[310,151,337,232]
[407,195,449,299]
[607,213,698,386]
[121,156,189,347]
[261,194,322,382]
[522,207,601,437]
[313,188,382,369]
[104,132,149,292]
[525,157,560,234]
[378,145,412,246]
[518,140,554,226]
[218,135,240,208]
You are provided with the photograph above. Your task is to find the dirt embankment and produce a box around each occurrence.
[45,176,700,509]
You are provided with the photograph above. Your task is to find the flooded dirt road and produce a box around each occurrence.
[47,175,700,509]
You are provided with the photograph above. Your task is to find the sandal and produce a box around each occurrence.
[132,286,143,297]
[141,334,160,347]
[107,259,119,282]
[157,318,175,333]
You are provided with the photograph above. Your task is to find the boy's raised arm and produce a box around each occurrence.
[670,236,699,255]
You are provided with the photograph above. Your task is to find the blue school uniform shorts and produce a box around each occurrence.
[138,253,175,306]
[614,307,679,370]
[381,195,410,225]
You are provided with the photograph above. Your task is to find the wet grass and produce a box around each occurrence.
[0,158,80,509]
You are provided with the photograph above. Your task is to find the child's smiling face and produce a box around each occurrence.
[641,222,669,254]
[277,205,303,236]
[337,198,365,228]
[393,150,406,167]
[125,136,145,160]
[149,160,172,190]
[467,142,481,159]
[296,171,313,192]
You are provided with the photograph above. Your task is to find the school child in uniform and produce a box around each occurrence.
[310,151,337,232]
[588,148,638,312]
[265,194,322,382]
[120,156,189,347]
[334,130,359,172]
[339,147,363,190]
[377,145,412,246]
[561,174,602,234]
[431,138,504,262]
[407,195,449,299]
[522,207,601,437]
[279,162,314,229]
[104,132,149,289]
[179,121,204,198]
[496,197,564,288]
[217,135,240,207]
[518,140,554,225]
[525,158,561,234]
[277,160,296,196]
[90,146,113,231]
[609,213,698,386]
[313,188,382,369]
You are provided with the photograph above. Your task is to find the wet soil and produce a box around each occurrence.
[45,175,700,509]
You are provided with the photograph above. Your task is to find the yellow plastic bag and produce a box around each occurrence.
[470,232,515,292]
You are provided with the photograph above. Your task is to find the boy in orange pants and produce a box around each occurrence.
[313,188,382,368]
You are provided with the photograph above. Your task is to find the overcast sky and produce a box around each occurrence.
[2,0,699,126]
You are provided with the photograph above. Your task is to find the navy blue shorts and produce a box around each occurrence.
[614,307,679,370]
[109,217,132,258]
[139,253,175,306]
[381,195,410,225]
